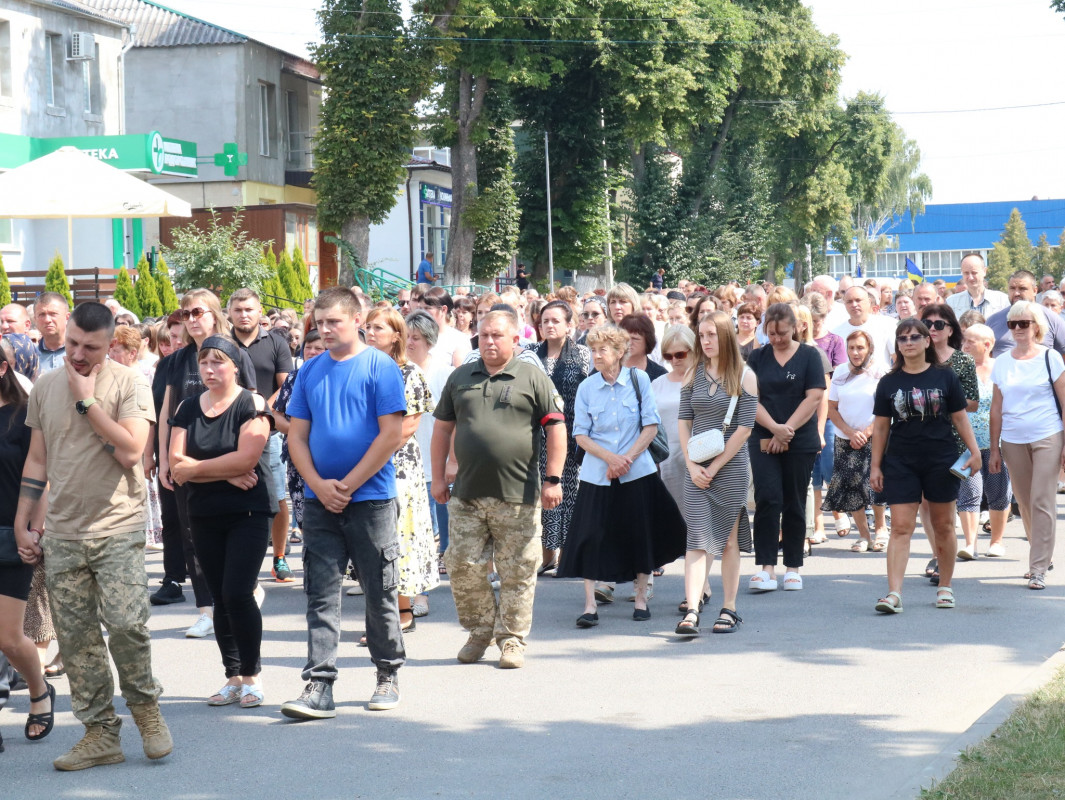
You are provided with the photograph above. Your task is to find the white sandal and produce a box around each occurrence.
[207,684,242,706]
[782,572,803,591]
[240,683,265,708]
[748,570,778,592]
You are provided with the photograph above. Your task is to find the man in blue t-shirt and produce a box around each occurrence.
[280,287,407,720]
[416,252,438,285]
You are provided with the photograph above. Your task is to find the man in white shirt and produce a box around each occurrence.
[833,286,897,369]
[946,253,1010,319]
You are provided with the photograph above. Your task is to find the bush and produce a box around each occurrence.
[113,266,138,316]
[134,255,163,318]
[163,209,272,303]
[155,254,179,313]
[45,252,74,308]
[0,253,10,306]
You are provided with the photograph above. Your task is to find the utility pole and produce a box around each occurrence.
[545,131,555,292]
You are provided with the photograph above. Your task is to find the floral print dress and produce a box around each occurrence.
[395,362,440,597]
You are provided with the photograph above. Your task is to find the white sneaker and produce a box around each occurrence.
[346,583,364,596]
[986,543,1006,557]
[957,544,976,561]
[145,541,164,552]
[253,583,265,608]
[185,613,214,638]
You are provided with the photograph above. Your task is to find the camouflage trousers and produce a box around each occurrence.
[43,530,162,728]
[445,497,541,647]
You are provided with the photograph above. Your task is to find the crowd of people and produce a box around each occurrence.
[0,249,1062,769]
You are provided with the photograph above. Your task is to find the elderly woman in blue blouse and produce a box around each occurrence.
[556,326,686,627]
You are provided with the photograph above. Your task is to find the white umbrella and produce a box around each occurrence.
[0,146,192,268]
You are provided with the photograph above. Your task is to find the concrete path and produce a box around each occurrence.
[3,509,1064,800]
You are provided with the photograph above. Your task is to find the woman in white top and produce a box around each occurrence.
[651,325,696,509]
[989,301,1065,590]
[822,330,883,552]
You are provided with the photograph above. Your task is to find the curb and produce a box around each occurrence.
[888,642,1065,799]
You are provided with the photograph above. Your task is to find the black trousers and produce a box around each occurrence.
[158,484,186,584]
[190,511,271,677]
[174,483,214,608]
[750,447,818,569]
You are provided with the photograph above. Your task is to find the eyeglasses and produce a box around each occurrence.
[924,319,950,331]
[397,300,410,306]
[662,351,689,361]
[581,311,603,320]
[179,307,209,321]
[896,334,927,343]
[1007,319,1034,330]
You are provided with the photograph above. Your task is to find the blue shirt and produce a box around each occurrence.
[416,259,435,284]
[286,347,406,502]
[573,367,659,486]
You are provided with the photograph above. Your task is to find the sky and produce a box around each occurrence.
[162,0,1065,205]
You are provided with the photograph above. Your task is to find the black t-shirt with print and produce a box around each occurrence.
[747,343,827,452]
[873,365,966,458]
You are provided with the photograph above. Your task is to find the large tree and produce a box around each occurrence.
[312,0,451,284]
[987,209,1033,290]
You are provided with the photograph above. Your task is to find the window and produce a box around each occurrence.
[286,90,301,166]
[284,211,320,266]
[83,43,101,114]
[420,201,450,267]
[0,218,12,246]
[0,20,11,99]
[259,82,276,157]
[46,33,63,107]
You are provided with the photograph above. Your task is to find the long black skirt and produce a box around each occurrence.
[557,473,687,583]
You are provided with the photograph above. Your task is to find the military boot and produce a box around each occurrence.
[53,723,124,771]
[129,702,173,760]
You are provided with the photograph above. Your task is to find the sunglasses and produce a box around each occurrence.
[923,319,950,331]
[662,351,689,361]
[398,300,411,306]
[179,307,209,321]
[581,311,603,320]
[896,334,927,344]
[1007,319,1034,330]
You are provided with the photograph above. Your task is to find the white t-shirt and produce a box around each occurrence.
[415,360,454,482]
[833,315,896,371]
[827,363,880,436]
[431,325,472,367]
[991,347,1065,444]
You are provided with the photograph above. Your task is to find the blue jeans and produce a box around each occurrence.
[302,498,405,680]
[427,481,450,553]
[812,420,836,489]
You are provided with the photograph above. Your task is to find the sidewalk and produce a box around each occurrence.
[2,509,1062,799]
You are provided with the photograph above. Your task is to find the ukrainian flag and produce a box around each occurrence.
[905,257,924,283]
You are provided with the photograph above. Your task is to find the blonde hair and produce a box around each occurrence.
[365,307,409,366]
[180,289,225,346]
[793,304,815,344]
[585,324,630,358]
[766,285,798,307]
[690,311,744,396]
[1006,300,1049,341]
[606,283,641,314]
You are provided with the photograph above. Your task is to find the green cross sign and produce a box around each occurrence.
[212,142,248,177]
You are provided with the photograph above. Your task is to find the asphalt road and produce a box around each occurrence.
[3,509,1064,800]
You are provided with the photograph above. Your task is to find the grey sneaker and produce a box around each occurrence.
[280,681,336,720]
[367,670,400,711]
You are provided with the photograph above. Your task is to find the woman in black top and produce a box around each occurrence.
[0,337,54,745]
[169,335,271,708]
[871,319,980,614]
[746,303,826,593]
[620,314,668,382]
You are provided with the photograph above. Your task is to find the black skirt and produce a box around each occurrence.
[557,473,687,583]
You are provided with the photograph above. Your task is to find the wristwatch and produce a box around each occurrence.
[75,397,97,415]
[544,475,562,485]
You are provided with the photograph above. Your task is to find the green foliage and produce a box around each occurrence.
[133,255,163,318]
[45,252,74,308]
[0,252,10,306]
[154,254,179,313]
[290,247,315,303]
[987,209,1033,291]
[312,0,435,232]
[467,92,520,281]
[1052,229,1065,276]
[113,266,138,316]
[163,209,272,303]
[259,248,285,309]
[277,251,299,309]
[1033,233,1055,276]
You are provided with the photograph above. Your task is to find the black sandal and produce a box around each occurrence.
[677,592,710,615]
[26,682,55,742]
[712,607,742,634]
[675,610,700,636]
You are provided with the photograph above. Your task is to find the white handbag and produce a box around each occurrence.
[687,369,745,464]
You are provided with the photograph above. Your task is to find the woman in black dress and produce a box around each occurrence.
[0,336,54,746]
[528,301,591,572]
[746,303,826,593]
[169,335,271,707]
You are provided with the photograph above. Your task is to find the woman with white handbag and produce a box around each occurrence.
[675,312,758,636]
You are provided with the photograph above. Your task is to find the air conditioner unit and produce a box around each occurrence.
[69,32,95,60]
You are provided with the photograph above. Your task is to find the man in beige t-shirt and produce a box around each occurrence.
[14,302,172,771]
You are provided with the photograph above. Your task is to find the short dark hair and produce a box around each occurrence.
[764,302,797,331]
[228,288,261,307]
[36,291,70,311]
[71,302,115,336]
[619,313,657,352]
[920,303,963,350]
[1010,269,1037,286]
[540,299,573,323]
[314,286,361,317]
[423,287,455,313]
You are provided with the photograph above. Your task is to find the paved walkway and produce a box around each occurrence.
[3,509,1064,799]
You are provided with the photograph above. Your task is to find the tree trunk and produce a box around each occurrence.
[338,215,370,288]
[443,69,488,288]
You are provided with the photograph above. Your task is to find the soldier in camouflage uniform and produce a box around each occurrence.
[14,302,172,771]
[432,310,568,669]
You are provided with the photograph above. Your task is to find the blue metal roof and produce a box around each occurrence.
[831,199,1065,254]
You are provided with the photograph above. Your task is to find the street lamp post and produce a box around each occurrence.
[545,130,554,293]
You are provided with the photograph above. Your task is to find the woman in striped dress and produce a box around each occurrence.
[675,312,759,636]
